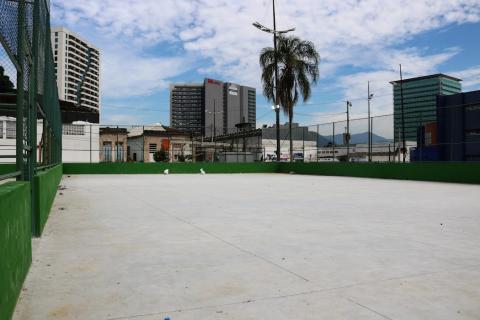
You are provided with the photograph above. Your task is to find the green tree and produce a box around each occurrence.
[0,66,14,93]
[153,148,169,162]
[260,36,319,162]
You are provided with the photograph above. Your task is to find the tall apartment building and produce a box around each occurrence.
[390,74,461,142]
[170,78,256,137]
[169,83,204,135]
[51,27,100,112]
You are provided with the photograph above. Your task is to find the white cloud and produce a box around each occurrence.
[51,0,480,105]
[327,47,460,118]
[100,49,191,98]
[100,113,143,125]
[451,66,480,91]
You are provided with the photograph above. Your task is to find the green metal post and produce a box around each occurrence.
[30,0,40,236]
[16,0,26,180]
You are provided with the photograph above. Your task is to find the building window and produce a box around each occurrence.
[149,143,157,154]
[103,142,112,162]
[63,124,85,135]
[0,121,3,139]
[6,121,15,139]
[115,143,124,162]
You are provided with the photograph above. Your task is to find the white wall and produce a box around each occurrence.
[62,123,99,163]
[0,117,99,163]
[262,138,317,161]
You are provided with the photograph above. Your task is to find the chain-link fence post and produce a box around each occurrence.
[15,0,26,179]
[89,124,92,163]
[332,122,335,162]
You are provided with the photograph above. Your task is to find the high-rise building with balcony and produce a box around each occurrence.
[51,27,100,112]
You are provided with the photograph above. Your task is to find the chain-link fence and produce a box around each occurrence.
[0,0,61,181]
[38,114,402,164]
[2,105,475,164]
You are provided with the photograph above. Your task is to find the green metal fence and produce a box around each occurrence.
[0,0,62,235]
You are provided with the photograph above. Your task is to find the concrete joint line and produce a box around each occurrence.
[127,191,311,283]
[345,297,394,320]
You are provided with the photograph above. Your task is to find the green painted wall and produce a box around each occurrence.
[0,164,16,176]
[63,162,279,174]
[63,162,480,184]
[278,162,480,184]
[0,182,31,320]
[33,165,63,236]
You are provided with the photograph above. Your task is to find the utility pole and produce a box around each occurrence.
[367,81,373,162]
[332,122,335,162]
[142,126,144,162]
[346,101,351,162]
[89,124,92,163]
[116,126,119,162]
[213,99,216,140]
[370,117,373,161]
[213,99,216,162]
[302,127,305,161]
[399,64,406,163]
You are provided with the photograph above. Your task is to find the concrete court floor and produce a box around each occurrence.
[13,174,480,320]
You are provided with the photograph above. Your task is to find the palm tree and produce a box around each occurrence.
[260,35,319,162]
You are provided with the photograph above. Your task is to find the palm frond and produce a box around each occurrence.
[259,34,320,114]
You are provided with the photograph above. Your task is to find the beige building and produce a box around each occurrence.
[51,27,100,112]
[127,126,192,162]
[99,127,128,162]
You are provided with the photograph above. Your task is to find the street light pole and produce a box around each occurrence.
[272,0,281,162]
[253,2,294,162]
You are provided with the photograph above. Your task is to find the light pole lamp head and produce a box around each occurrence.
[369,93,374,100]
[252,21,263,29]
[277,27,296,34]
[252,21,273,33]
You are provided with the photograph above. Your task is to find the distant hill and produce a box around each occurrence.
[317,132,391,146]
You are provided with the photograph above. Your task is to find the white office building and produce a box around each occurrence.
[51,27,100,112]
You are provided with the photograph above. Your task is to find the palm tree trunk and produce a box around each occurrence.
[289,108,293,162]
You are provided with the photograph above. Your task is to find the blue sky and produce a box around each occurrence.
[50,0,480,134]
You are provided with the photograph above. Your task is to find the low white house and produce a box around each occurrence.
[0,117,99,163]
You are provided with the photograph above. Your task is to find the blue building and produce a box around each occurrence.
[412,90,480,161]
[436,90,480,161]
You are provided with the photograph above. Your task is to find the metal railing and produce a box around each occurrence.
[10,114,403,164]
